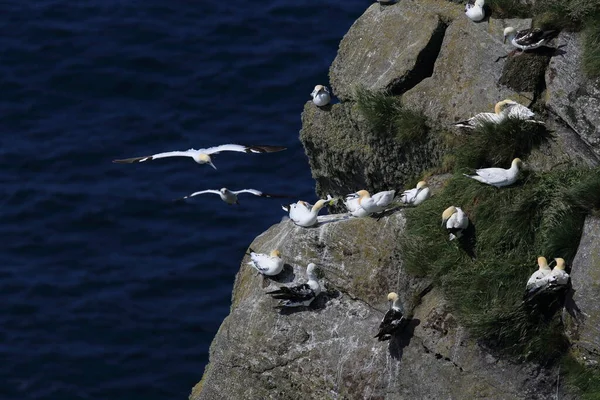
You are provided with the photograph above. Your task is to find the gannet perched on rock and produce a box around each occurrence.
[354,190,396,214]
[374,292,407,341]
[500,99,545,124]
[525,256,553,294]
[310,85,331,107]
[463,158,522,188]
[400,181,431,206]
[344,193,372,217]
[503,27,559,52]
[266,263,321,308]
[452,100,508,129]
[282,196,334,227]
[113,144,287,169]
[442,206,469,241]
[548,258,570,286]
[465,0,485,22]
[247,248,284,276]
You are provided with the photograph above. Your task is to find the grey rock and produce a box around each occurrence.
[545,32,600,158]
[192,213,569,400]
[569,216,600,365]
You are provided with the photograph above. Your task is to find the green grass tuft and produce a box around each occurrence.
[448,118,551,171]
[399,167,599,361]
[488,0,531,18]
[583,15,600,78]
[562,354,600,399]
[354,86,429,144]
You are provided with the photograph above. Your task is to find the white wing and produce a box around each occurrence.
[372,190,396,207]
[232,189,264,196]
[471,112,505,126]
[505,103,535,119]
[474,167,508,184]
[200,144,287,155]
[113,150,197,163]
[401,188,418,204]
[182,189,221,199]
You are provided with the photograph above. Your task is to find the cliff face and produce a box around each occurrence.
[192,1,600,398]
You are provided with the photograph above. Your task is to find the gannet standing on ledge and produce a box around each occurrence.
[266,263,321,308]
[282,196,334,227]
[442,206,469,241]
[310,85,331,107]
[463,158,522,188]
[375,292,406,341]
[354,190,396,214]
[524,256,552,298]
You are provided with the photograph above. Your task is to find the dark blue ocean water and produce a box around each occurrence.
[1,1,366,399]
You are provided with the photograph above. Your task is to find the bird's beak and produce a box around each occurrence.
[209,161,217,170]
[503,36,507,44]
[441,218,448,228]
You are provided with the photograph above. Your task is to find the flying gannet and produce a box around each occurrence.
[247,248,284,276]
[463,158,522,188]
[282,196,334,227]
[400,181,431,206]
[113,144,287,169]
[266,263,321,308]
[177,187,289,205]
[374,292,407,341]
[442,206,469,241]
[310,85,331,107]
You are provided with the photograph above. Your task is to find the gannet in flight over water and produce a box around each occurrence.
[374,292,407,341]
[442,206,469,241]
[463,158,522,188]
[177,187,288,205]
[247,249,284,276]
[266,263,321,308]
[311,85,331,107]
[113,144,287,169]
[400,181,431,206]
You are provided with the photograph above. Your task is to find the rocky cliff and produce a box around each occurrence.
[191,1,600,399]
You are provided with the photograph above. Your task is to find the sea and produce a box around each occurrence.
[0,1,367,399]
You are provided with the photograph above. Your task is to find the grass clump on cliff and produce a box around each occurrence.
[399,166,600,362]
[487,0,531,19]
[354,86,428,144]
[446,118,551,171]
[562,354,600,399]
[583,16,600,77]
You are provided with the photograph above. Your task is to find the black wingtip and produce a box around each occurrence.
[246,145,288,154]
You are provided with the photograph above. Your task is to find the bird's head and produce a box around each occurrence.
[512,158,523,168]
[474,0,485,7]
[537,256,550,270]
[554,258,566,270]
[441,206,457,225]
[416,181,428,190]
[311,85,327,98]
[270,249,281,258]
[494,99,517,114]
[503,26,517,44]
[197,153,216,169]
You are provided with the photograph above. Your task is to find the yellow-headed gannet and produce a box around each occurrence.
[247,249,284,276]
[503,27,559,52]
[177,187,288,205]
[282,196,334,227]
[400,181,431,206]
[344,192,372,217]
[355,190,396,214]
[442,206,469,241]
[463,158,522,188]
[266,263,321,308]
[465,0,485,22]
[310,85,331,107]
[548,258,570,286]
[113,144,287,169]
[374,292,407,341]
[525,256,552,293]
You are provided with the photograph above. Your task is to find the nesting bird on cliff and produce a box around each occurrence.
[282,196,335,227]
[548,258,570,287]
[400,181,431,206]
[375,292,407,341]
[463,158,522,188]
[266,263,321,308]
[310,85,331,107]
[442,206,469,241]
[465,0,485,22]
[525,256,553,296]
[503,27,559,52]
[453,101,508,129]
[176,187,290,205]
[350,190,396,214]
[113,144,287,169]
[344,193,373,218]
[246,248,284,276]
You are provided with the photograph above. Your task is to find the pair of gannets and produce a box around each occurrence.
[453,100,543,129]
[442,206,470,241]
[465,0,485,22]
[464,158,522,188]
[266,263,321,308]
[375,292,407,341]
[344,190,396,217]
[283,195,335,227]
[113,143,287,170]
[503,27,559,52]
[525,257,570,296]
[311,85,331,107]
[247,248,284,276]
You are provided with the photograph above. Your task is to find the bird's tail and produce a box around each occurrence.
[524,119,545,125]
[246,247,255,256]
[451,120,475,128]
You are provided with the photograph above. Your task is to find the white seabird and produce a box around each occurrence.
[282,196,334,227]
[453,100,508,129]
[501,99,545,124]
[247,248,284,276]
[374,292,407,341]
[266,263,321,308]
[400,181,431,206]
[503,27,559,52]
[113,144,287,169]
[463,158,522,188]
[441,206,469,241]
[310,85,331,107]
[344,193,372,218]
[177,187,287,205]
[355,190,396,214]
[548,257,570,286]
[465,0,485,22]
[525,256,553,293]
